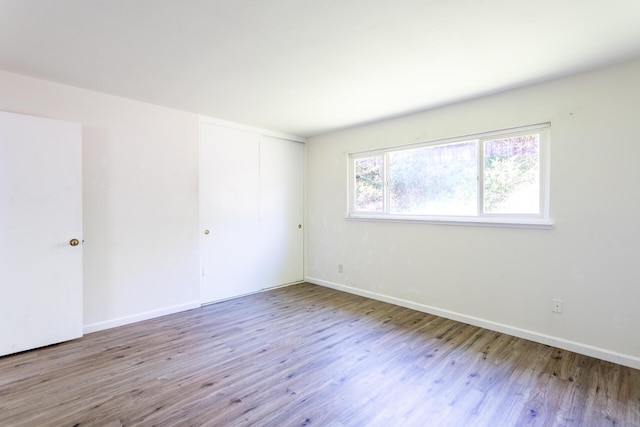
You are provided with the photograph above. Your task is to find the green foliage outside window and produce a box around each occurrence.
[389,141,477,215]
[484,135,539,214]
[351,127,545,220]
[354,156,383,211]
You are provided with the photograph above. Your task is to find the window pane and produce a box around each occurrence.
[483,134,540,214]
[354,156,384,212]
[389,141,477,215]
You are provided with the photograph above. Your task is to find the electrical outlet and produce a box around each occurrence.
[552,299,563,314]
[338,264,343,273]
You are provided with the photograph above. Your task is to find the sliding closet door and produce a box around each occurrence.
[199,122,304,304]
[0,111,83,357]
[199,123,261,303]
[260,136,304,287]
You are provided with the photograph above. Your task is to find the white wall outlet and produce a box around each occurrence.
[552,299,563,314]
[338,264,343,273]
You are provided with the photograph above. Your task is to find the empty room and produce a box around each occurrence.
[1,1,640,426]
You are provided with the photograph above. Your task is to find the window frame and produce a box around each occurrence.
[347,123,551,228]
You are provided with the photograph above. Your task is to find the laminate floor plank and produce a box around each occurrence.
[1,283,639,426]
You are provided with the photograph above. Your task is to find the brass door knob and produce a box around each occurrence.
[204,229,210,235]
[298,224,302,229]
[69,238,80,246]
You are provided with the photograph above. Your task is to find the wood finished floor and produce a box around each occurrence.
[1,283,639,427]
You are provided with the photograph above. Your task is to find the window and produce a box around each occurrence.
[349,123,550,227]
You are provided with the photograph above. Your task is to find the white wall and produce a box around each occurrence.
[306,59,640,369]
[0,70,200,332]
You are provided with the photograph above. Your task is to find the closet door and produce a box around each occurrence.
[259,136,304,287]
[199,123,261,303]
[199,122,304,304]
[0,111,83,357]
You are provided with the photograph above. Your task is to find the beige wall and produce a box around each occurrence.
[3,58,639,369]
[0,70,200,331]
[306,59,640,369]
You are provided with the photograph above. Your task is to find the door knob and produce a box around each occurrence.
[69,238,80,246]
[298,224,302,229]
[204,229,210,235]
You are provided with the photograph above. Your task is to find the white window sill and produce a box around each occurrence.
[345,214,553,229]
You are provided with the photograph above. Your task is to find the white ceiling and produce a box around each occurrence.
[1,0,640,137]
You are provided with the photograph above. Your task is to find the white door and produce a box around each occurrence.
[0,111,83,357]
[259,136,304,287]
[199,123,304,304]
[200,123,261,303]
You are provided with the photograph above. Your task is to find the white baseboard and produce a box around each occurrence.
[83,300,201,334]
[83,281,304,333]
[305,276,640,370]
[201,281,303,306]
